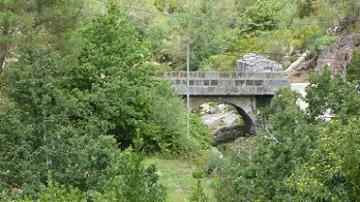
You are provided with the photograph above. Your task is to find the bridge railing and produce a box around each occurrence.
[155,71,288,80]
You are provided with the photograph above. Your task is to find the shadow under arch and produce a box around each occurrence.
[188,97,257,135]
[221,102,256,135]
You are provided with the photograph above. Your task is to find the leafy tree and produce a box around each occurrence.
[185,0,233,70]
[190,170,209,202]
[340,0,360,27]
[123,0,237,70]
[91,158,167,202]
[286,69,360,201]
[20,180,86,202]
[215,88,320,201]
[154,0,180,13]
[0,2,171,198]
[190,114,211,151]
[78,2,189,153]
[0,0,86,70]
[346,51,360,83]
[296,0,315,18]
[236,0,282,35]
[0,1,30,70]
[287,117,360,201]
[0,43,167,198]
[306,68,360,121]
[216,66,360,201]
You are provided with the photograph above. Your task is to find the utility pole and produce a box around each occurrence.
[344,60,347,82]
[336,0,341,26]
[186,40,190,138]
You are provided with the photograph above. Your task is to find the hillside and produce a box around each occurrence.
[122,0,360,76]
[1,1,360,201]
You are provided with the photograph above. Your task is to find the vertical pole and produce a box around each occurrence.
[336,0,340,26]
[344,62,347,82]
[186,40,190,138]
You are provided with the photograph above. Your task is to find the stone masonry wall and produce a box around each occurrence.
[156,71,289,96]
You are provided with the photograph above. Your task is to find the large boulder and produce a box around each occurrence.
[235,53,283,72]
[213,125,246,146]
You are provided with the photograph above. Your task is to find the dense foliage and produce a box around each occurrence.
[215,55,360,201]
[0,1,207,200]
[121,0,359,70]
[1,0,360,201]
[77,5,190,153]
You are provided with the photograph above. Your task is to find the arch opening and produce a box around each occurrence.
[225,103,256,136]
[189,97,256,146]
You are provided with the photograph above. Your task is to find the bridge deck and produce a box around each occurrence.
[156,71,289,96]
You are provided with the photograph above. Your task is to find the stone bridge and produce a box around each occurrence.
[156,71,289,134]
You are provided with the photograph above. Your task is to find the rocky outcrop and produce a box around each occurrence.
[315,33,360,72]
[199,103,246,146]
[286,33,360,83]
[200,104,243,132]
[286,51,317,83]
[235,53,284,72]
[285,51,312,73]
[213,125,246,146]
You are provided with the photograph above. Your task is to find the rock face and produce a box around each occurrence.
[286,33,360,83]
[286,51,317,83]
[213,125,246,145]
[235,53,284,72]
[200,104,242,132]
[199,103,246,145]
[315,33,360,73]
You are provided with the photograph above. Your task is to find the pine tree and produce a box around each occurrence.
[0,1,85,70]
[0,1,30,70]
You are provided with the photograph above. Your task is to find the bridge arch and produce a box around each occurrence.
[187,96,257,135]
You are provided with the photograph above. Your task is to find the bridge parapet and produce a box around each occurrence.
[155,71,288,80]
[156,71,289,96]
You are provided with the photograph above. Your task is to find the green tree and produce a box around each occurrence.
[0,0,86,70]
[20,179,86,202]
[346,51,360,83]
[340,0,360,27]
[236,0,282,35]
[306,68,360,121]
[0,1,171,198]
[296,0,314,18]
[0,43,167,199]
[287,117,360,201]
[286,68,360,201]
[168,0,234,70]
[0,1,30,70]
[78,2,189,153]
[190,170,209,202]
[215,88,320,201]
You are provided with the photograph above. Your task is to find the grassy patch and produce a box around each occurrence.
[144,157,216,202]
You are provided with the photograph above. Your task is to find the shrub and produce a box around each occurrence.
[314,35,336,52]
[190,114,212,151]
[346,51,360,83]
[237,0,282,35]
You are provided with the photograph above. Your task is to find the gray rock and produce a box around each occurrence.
[208,108,217,114]
[235,53,283,72]
[213,126,247,146]
[315,33,360,72]
[200,103,210,113]
[217,104,227,113]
